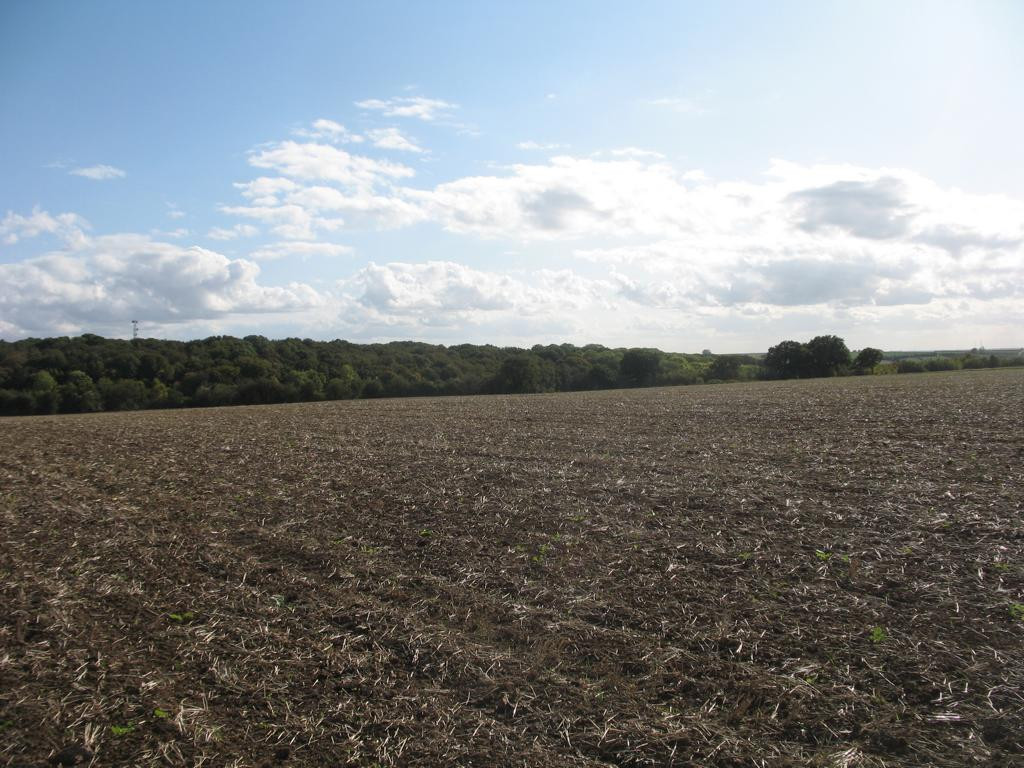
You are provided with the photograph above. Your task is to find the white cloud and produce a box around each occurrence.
[15,117,1024,348]
[285,185,426,229]
[788,177,913,239]
[69,164,126,180]
[414,155,696,240]
[294,118,364,143]
[249,241,353,261]
[366,127,424,153]
[150,227,189,239]
[219,128,1024,326]
[222,139,427,235]
[248,141,415,186]
[352,261,519,313]
[355,96,456,121]
[1,207,89,247]
[152,130,1017,347]
[207,223,259,241]
[0,223,324,338]
[326,261,609,342]
[219,202,325,240]
[234,176,300,206]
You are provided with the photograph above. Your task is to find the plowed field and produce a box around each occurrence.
[2,369,1022,767]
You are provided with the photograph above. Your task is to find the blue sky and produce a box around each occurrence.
[2,0,1022,351]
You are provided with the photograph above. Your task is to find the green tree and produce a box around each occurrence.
[326,363,361,399]
[764,341,808,379]
[58,371,102,413]
[619,348,661,387]
[806,335,851,377]
[30,371,60,414]
[289,369,326,401]
[897,359,925,373]
[708,356,741,381]
[97,377,148,410]
[0,389,35,416]
[493,355,544,394]
[853,347,883,373]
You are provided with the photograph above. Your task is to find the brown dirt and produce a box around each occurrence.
[1,368,1022,767]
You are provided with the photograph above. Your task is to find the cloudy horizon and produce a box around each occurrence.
[2,1,1022,352]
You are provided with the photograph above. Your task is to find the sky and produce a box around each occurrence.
[1,0,1023,352]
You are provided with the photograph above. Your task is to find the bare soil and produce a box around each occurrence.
[2,369,1022,767]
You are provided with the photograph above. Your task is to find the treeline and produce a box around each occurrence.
[0,334,761,416]
[0,333,1018,416]
[764,336,879,378]
[763,335,1023,379]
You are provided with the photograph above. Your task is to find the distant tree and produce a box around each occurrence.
[234,377,287,405]
[925,357,959,372]
[106,352,139,379]
[289,369,326,401]
[657,356,700,386]
[805,335,851,377]
[98,377,148,410]
[708,356,741,381]
[30,371,60,414]
[194,382,238,407]
[853,347,884,374]
[897,359,925,374]
[325,363,360,399]
[0,334,786,416]
[57,371,102,413]
[0,388,35,416]
[137,351,172,382]
[494,355,544,394]
[583,364,614,389]
[237,355,274,380]
[361,378,385,398]
[619,348,661,387]
[149,379,171,407]
[764,340,808,379]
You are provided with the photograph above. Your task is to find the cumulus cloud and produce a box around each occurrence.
[207,223,259,241]
[248,141,415,186]
[366,127,424,153]
[330,261,609,341]
[353,261,518,313]
[913,224,1021,257]
[415,156,696,239]
[285,185,426,229]
[69,164,126,180]
[219,202,340,241]
[355,96,456,121]
[214,127,1024,338]
[249,241,353,261]
[12,121,1015,345]
[150,227,189,239]
[789,177,913,239]
[294,118,364,143]
[1,207,89,246]
[0,223,324,338]
[220,133,428,236]
[233,176,301,206]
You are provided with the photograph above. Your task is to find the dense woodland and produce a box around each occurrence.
[0,333,1019,416]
